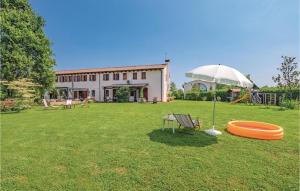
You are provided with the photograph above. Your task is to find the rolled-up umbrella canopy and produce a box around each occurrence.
[186,64,253,136]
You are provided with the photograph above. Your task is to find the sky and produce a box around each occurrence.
[30,0,299,87]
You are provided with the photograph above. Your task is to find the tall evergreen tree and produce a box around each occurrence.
[0,0,56,95]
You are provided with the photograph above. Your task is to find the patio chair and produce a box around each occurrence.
[63,99,73,109]
[129,96,135,102]
[152,97,158,104]
[173,114,201,133]
[43,99,59,109]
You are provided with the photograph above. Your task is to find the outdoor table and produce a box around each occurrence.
[162,114,177,134]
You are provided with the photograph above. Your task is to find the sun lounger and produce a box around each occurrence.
[173,114,201,133]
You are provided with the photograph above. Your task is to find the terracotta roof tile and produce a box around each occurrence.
[56,63,167,75]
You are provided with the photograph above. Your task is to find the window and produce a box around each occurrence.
[91,90,95,97]
[105,89,109,97]
[113,73,119,80]
[89,74,96,81]
[68,76,72,82]
[103,74,109,81]
[133,72,137,80]
[123,73,127,80]
[141,72,146,79]
[199,83,207,92]
[83,75,87,81]
[80,75,87,81]
[56,76,58,82]
[77,75,80,81]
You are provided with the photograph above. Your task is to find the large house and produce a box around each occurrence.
[51,60,170,102]
[183,80,215,92]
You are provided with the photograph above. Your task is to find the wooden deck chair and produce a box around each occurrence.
[173,114,201,133]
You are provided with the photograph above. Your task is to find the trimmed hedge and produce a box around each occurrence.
[184,87,299,102]
[184,89,230,101]
[259,87,299,100]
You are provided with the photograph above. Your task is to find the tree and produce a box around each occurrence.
[0,0,56,96]
[245,74,259,89]
[169,82,177,96]
[175,89,184,99]
[116,87,130,102]
[272,56,300,88]
[1,78,40,111]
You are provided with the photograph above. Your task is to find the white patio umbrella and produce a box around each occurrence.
[186,64,253,136]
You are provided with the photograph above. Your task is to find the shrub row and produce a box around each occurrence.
[171,89,184,100]
[184,89,230,101]
[182,87,299,102]
[259,87,299,100]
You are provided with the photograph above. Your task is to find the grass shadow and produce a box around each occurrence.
[147,128,217,147]
[0,110,21,114]
[34,108,63,111]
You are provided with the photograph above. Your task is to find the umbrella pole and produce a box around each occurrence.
[205,84,221,136]
[212,92,216,130]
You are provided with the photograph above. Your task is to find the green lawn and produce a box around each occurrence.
[1,101,299,190]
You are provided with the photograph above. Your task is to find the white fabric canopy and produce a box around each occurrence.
[185,64,253,136]
[186,64,253,88]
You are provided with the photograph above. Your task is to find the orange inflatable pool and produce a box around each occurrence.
[227,121,283,140]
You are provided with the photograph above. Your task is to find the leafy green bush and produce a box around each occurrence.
[173,89,184,99]
[185,91,200,100]
[0,99,23,112]
[201,96,207,101]
[0,79,39,112]
[0,101,10,112]
[116,87,130,102]
[200,92,213,101]
[215,89,229,101]
[279,99,299,110]
[184,90,229,102]
[260,86,299,100]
